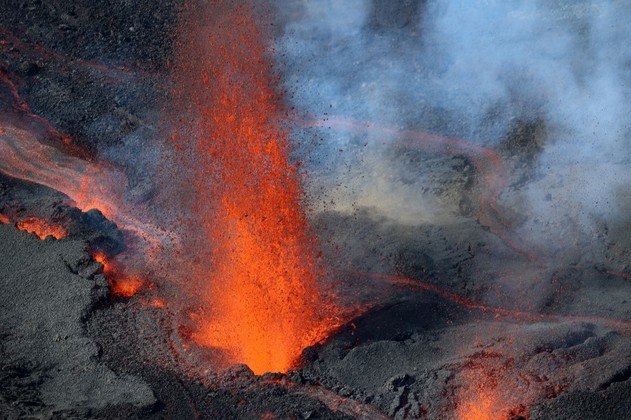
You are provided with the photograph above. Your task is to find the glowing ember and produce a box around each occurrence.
[94,252,145,298]
[15,217,68,240]
[0,213,9,224]
[174,2,342,374]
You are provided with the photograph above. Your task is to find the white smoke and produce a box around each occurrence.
[276,0,630,237]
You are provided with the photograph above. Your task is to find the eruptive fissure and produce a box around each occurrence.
[3,25,628,377]
[355,271,631,335]
[2,4,629,418]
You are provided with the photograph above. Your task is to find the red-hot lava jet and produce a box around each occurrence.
[1,4,348,376]
[172,2,344,374]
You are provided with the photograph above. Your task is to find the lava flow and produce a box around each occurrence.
[355,271,631,334]
[0,70,119,216]
[1,67,171,312]
[173,2,343,374]
[0,69,173,254]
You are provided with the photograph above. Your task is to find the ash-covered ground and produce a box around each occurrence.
[1,1,630,419]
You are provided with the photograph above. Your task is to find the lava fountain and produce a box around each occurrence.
[172,2,343,374]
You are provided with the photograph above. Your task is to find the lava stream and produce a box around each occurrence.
[355,271,631,334]
[0,71,174,253]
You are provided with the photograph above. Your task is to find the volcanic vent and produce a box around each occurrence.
[1,1,630,419]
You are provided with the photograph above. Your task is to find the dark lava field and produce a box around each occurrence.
[1,1,630,419]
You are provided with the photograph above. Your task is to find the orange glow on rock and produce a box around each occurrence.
[456,385,529,420]
[457,393,497,420]
[174,2,343,374]
[0,78,171,259]
[15,217,68,240]
[110,275,144,298]
[0,213,9,224]
[94,252,145,298]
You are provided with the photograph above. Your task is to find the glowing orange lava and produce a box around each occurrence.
[0,70,121,219]
[457,392,497,420]
[1,70,171,254]
[15,217,68,240]
[174,2,342,374]
[94,252,145,298]
[0,213,9,224]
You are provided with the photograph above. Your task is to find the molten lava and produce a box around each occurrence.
[94,252,145,298]
[0,70,173,256]
[15,217,68,240]
[0,70,120,218]
[457,394,496,420]
[174,2,342,374]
